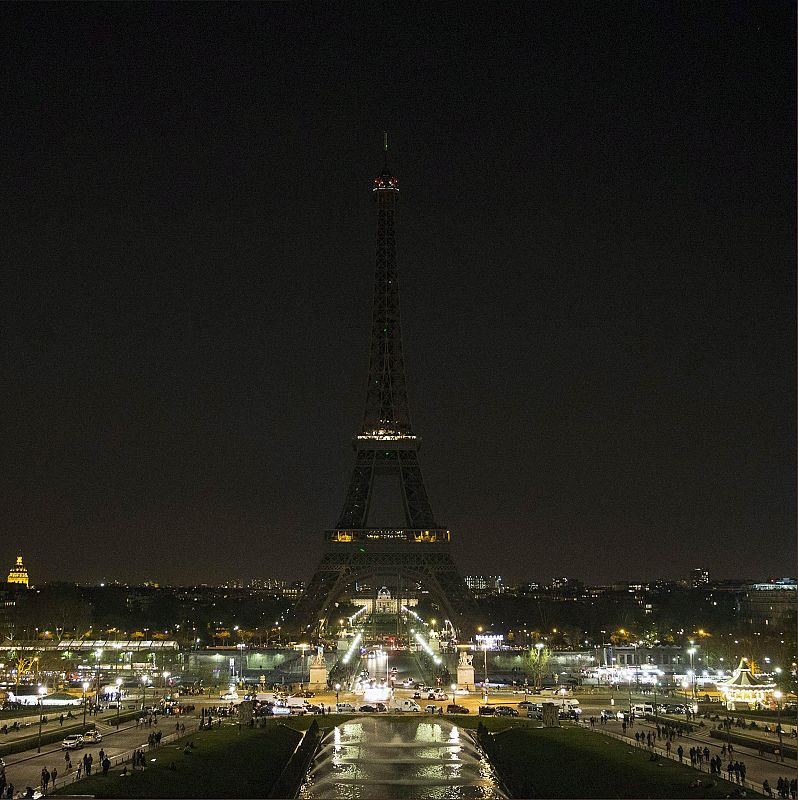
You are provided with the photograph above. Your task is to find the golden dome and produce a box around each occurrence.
[7,554,29,588]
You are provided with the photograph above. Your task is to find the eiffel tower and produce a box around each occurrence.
[290,141,478,638]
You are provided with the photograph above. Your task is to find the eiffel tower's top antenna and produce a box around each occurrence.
[383,131,388,168]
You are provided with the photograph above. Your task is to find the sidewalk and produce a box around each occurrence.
[591,716,792,795]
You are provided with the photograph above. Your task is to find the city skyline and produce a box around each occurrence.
[3,4,795,586]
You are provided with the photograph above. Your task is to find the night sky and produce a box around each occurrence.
[2,3,795,586]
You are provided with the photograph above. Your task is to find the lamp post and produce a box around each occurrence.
[482,642,489,704]
[534,642,544,690]
[141,675,149,711]
[82,681,90,732]
[115,678,123,728]
[94,648,103,711]
[687,647,696,702]
[37,685,46,753]
[774,690,784,762]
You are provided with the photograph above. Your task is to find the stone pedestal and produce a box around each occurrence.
[457,663,475,692]
[308,662,329,692]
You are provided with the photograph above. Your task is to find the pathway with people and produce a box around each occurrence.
[583,712,795,797]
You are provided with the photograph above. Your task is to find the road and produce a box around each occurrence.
[2,712,201,796]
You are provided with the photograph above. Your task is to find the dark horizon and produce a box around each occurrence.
[2,4,795,586]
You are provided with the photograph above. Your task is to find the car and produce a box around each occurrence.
[558,709,580,720]
[424,704,439,713]
[412,691,422,699]
[494,706,519,717]
[478,706,495,716]
[446,703,469,714]
[374,703,389,713]
[358,705,377,713]
[83,730,102,743]
[304,704,323,714]
[62,735,84,750]
[517,700,536,709]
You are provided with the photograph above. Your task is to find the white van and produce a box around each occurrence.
[336,702,356,713]
[631,703,654,717]
[395,699,421,712]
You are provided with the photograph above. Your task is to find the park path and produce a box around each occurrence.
[586,715,794,795]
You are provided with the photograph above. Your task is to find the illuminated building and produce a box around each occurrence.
[7,554,29,588]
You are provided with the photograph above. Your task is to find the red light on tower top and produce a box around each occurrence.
[374,131,398,192]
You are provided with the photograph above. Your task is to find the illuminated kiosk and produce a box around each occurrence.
[717,658,776,710]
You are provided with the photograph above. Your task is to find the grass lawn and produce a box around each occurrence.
[54,723,302,798]
[488,725,764,799]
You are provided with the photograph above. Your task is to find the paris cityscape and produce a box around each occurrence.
[2,4,795,800]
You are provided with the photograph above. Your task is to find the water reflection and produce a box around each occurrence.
[299,717,506,799]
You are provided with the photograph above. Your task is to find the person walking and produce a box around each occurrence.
[677,744,683,762]
[50,769,57,790]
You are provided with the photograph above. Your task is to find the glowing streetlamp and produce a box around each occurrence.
[141,674,150,710]
[687,647,697,701]
[82,681,90,732]
[94,648,103,709]
[774,690,784,761]
[37,685,47,752]
[115,678,123,728]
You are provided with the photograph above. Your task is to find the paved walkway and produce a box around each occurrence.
[585,715,794,796]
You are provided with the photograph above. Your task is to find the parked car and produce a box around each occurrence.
[336,702,356,713]
[62,735,84,750]
[412,692,422,699]
[83,730,102,743]
[446,703,469,714]
[518,700,537,709]
[424,704,439,713]
[359,705,377,713]
[478,706,495,716]
[494,706,519,717]
[558,709,580,720]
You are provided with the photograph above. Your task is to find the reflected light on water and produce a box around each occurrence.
[299,717,505,799]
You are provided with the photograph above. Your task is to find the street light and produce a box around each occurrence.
[94,648,103,710]
[37,685,47,753]
[115,678,123,728]
[141,674,150,710]
[482,642,489,704]
[774,690,784,762]
[534,642,544,690]
[687,647,697,701]
[82,681,90,732]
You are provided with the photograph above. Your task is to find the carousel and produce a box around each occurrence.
[717,658,777,710]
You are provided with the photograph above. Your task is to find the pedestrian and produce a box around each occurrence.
[635,732,640,745]
[76,763,82,781]
[739,762,746,783]
[99,749,104,763]
[59,715,64,727]
[666,739,671,755]
[727,761,733,781]
[41,768,49,794]
[180,723,185,735]
[790,777,797,799]
[763,779,772,797]
[677,744,683,762]
[50,769,56,789]
[703,746,710,762]
[102,758,110,777]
